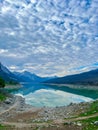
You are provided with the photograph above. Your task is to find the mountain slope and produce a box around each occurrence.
[0,63,18,82]
[0,63,55,83]
[13,71,56,83]
[13,71,43,83]
[45,69,98,85]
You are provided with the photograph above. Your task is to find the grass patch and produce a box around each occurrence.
[76,116,98,130]
[0,124,15,130]
[63,100,98,130]
[0,124,6,130]
[0,93,6,101]
[80,100,98,117]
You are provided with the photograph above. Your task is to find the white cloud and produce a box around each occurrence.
[0,49,8,54]
[9,65,19,71]
[24,89,93,107]
[0,0,98,76]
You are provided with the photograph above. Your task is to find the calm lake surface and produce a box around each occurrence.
[12,83,98,107]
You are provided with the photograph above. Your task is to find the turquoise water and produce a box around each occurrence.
[12,84,98,107]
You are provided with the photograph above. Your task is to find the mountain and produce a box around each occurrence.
[13,71,57,83]
[44,69,98,85]
[0,62,57,83]
[13,71,42,83]
[0,62,18,83]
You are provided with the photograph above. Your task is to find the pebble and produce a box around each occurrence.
[94,121,98,126]
[76,122,82,126]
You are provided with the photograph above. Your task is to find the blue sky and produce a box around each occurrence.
[0,0,98,77]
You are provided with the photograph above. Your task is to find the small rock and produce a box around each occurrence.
[64,122,72,125]
[44,110,48,113]
[4,98,12,104]
[94,121,98,126]
[77,122,82,126]
[18,119,23,122]
[0,119,2,122]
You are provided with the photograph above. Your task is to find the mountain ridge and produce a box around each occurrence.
[1,62,98,85]
[0,62,18,83]
[0,63,55,83]
[44,68,98,85]
[13,71,57,83]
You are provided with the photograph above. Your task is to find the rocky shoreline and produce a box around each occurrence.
[0,93,93,122]
[0,93,98,130]
[0,94,40,121]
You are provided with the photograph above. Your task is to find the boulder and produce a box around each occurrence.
[4,98,13,104]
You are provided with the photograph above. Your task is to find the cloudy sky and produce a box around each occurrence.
[0,0,98,77]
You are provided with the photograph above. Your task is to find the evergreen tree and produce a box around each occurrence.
[0,77,5,88]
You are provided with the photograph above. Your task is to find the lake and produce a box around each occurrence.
[12,83,98,107]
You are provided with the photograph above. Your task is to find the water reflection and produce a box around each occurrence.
[12,83,98,107]
[24,89,93,107]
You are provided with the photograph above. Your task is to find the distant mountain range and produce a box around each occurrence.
[0,63,56,83]
[1,62,98,85]
[13,71,56,83]
[44,69,98,85]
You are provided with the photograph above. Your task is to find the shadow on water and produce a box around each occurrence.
[11,83,98,99]
[46,84,98,99]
